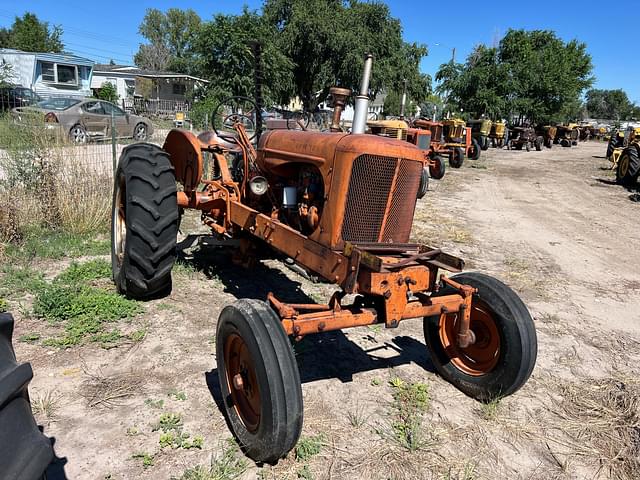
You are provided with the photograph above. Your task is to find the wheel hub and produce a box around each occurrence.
[439,299,501,376]
[224,333,261,432]
[113,175,127,266]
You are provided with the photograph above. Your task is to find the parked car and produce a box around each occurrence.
[0,86,40,111]
[13,98,154,144]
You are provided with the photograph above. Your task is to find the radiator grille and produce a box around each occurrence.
[341,155,421,244]
[382,159,421,242]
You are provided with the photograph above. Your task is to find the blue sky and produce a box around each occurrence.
[1,1,637,102]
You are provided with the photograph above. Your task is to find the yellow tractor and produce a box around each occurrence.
[467,119,492,150]
[443,118,479,162]
[608,127,640,185]
[489,121,507,148]
[366,119,409,140]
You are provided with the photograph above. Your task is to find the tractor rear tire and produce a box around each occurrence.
[111,143,179,299]
[423,272,537,401]
[429,155,446,180]
[216,299,303,464]
[535,137,543,151]
[616,146,640,186]
[417,167,430,199]
[469,138,481,160]
[449,147,464,168]
[606,137,616,158]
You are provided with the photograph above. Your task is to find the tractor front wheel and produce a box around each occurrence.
[468,138,481,160]
[449,147,464,168]
[111,143,178,299]
[560,139,571,147]
[217,299,303,463]
[423,272,537,401]
[616,146,640,186]
[417,167,430,199]
[535,136,543,151]
[429,155,446,180]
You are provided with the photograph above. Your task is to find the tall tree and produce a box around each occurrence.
[263,0,430,110]
[134,8,201,72]
[436,29,593,124]
[1,13,63,53]
[188,8,294,126]
[585,88,634,120]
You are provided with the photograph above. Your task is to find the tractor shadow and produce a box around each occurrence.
[182,238,436,411]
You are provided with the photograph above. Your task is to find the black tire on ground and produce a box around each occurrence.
[423,272,537,401]
[560,139,571,147]
[606,137,616,158]
[449,147,464,168]
[111,143,179,299]
[616,145,640,186]
[417,167,430,199]
[429,155,446,180]
[571,140,578,146]
[535,136,543,151]
[216,299,303,463]
[469,138,481,160]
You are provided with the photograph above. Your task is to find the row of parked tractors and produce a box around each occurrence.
[606,126,640,186]
[365,117,584,173]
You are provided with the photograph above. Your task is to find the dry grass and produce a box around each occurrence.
[546,376,640,479]
[0,117,112,245]
[31,389,62,419]
[412,202,474,248]
[80,369,146,408]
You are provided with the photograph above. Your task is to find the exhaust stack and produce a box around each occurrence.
[351,53,374,134]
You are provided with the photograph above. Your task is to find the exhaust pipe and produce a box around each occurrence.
[351,53,374,134]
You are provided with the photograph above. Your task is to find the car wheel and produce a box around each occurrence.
[134,123,148,141]
[70,124,87,144]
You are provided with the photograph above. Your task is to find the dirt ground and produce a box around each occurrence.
[10,140,640,479]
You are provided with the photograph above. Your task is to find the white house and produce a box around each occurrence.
[91,64,208,103]
[0,48,94,98]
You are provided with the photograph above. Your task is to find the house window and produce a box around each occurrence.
[40,61,79,86]
[172,83,186,95]
[41,62,55,82]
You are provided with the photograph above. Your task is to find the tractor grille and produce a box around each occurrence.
[341,155,421,244]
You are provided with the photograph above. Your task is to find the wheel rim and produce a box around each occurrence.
[72,126,86,143]
[619,155,629,177]
[135,125,146,140]
[224,333,261,432]
[113,174,126,266]
[439,299,501,376]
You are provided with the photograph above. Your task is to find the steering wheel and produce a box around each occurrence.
[212,96,258,143]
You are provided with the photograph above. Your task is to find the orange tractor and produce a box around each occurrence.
[411,118,476,168]
[111,54,537,463]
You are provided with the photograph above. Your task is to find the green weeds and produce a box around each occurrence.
[171,442,247,479]
[386,378,431,451]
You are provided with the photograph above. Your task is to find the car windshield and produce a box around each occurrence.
[37,98,80,111]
